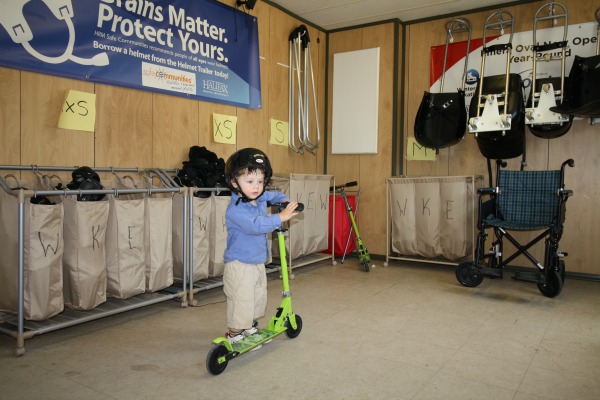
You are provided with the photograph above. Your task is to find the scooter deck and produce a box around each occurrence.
[231,328,282,353]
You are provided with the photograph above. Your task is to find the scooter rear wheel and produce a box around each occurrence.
[206,344,229,375]
[285,314,303,338]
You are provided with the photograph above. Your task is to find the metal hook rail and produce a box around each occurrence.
[469,10,516,134]
[288,25,321,155]
[441,17,472,92]
[525,1,571,126]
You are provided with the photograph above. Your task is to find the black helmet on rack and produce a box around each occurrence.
[225,148,272,202]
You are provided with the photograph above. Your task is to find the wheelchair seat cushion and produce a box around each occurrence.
[484,170,561,230]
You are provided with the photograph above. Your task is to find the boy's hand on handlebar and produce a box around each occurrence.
[278,201,300,222]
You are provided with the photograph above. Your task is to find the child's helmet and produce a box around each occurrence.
[225,148,272,200]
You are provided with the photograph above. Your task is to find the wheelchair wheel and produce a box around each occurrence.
[558,260,566,283]
[537,268,563,298]
[456,262,484,287]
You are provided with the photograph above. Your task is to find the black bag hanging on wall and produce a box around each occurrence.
[414,18,472,153]
[550,54,600,118]
[414,90,467,152]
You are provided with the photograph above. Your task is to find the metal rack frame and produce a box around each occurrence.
[0,165,187,356]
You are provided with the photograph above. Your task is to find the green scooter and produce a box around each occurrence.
[331,181,372,272]
[206,201,303,375]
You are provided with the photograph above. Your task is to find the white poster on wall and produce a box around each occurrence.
[332,47,380,154]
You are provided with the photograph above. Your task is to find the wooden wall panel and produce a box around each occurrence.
[360,24,395,256]
[94,84,153,168]
[21,72,95,167]
[198,100,237,161]
[328,23,397,256]
[152,93,199,169]
[327,29,362,187]
[267,9,297,175]
[266,8,319,176]
[0,67,20,166]
[236,2,270,161]
[314,28,328,175]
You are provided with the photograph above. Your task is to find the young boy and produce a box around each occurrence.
[223,148,299,346]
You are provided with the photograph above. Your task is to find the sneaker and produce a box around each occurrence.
[244,327,258,336]
[225,332,244,344]
[226,331,263,351]
[245,325,272,344]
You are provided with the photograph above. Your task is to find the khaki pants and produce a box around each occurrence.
[223,260,267,330]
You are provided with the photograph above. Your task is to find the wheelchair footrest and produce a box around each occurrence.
[479,266,503,278]
[512,269,543,284]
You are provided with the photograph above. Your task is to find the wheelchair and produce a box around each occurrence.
[456,159,574,297]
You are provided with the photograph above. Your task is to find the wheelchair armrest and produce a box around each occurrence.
[477,187,496,195]
[559,189,573,197]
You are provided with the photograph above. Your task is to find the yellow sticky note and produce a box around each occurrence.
[213,113,237,144]
[406,137,436,161]
[269,119,288,146]
[57,90,96,132]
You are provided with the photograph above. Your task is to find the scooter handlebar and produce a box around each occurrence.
[267,201,304,212]
[330,181,358,191]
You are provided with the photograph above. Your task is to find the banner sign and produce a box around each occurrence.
[0,0,262,109]
[429,22,598,111]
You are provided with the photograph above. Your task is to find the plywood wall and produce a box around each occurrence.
[0,0,327,179]
[403,0,600,275]
[327,23,398,257]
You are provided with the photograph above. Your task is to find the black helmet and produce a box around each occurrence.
[225,148,272,200]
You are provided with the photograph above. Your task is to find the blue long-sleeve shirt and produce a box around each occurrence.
[223,191,290,264]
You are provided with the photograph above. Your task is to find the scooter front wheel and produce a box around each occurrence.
[206,344,229,375]
[285,314,303,338]
[360,259,371,272]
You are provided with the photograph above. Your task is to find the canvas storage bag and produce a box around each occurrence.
[111,174,174,292]
[388,176,475,261]
[172,192,211,283]
[63,197,109,310]
[104,176,146,299]
[272,174,331,260]
[0,176,64,320]
[144,191,174,292]
[209,195,228,277]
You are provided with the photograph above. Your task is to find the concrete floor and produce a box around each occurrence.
[1,259,600,400]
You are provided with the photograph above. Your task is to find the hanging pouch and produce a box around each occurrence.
[415,18,471,152]
[63,197,109,310]
[415,90,467,151]
[105,176,145,299]
[0,175,64,320]
[139,171,174,292]
[550,54,600,118]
